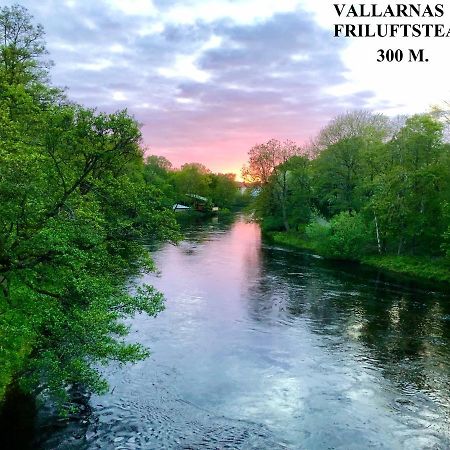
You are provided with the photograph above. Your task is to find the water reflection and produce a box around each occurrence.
[246,241,450,448]
[261,246,450,396]
[36,215,450,449]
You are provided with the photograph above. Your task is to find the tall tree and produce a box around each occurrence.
[244,140,304,231]
[0,5,179,406]
[369,115,448,255]
[0,4,50,84]
[172,163,211,199]
[314,110,392,152]
[210,173,238,209]
[143,155,174,205]
[312,137,367,216]
[242,139,301,185]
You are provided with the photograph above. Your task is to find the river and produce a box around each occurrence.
[34,214,450,449]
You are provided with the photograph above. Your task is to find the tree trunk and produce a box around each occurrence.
[281,197,289,232]
[0,275,9,300]
[373,211,381,254]
[397,238,403,256]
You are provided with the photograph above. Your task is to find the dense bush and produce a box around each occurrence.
[326,212,374,259]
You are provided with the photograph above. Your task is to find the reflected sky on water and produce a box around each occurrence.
[37,215,450,449]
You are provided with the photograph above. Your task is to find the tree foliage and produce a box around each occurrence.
[243,139,305,231]
[0,4,50,85]
[313,110,392,152]
[0,5,180,407]
[169,163,240,210]
[249,111,450,269]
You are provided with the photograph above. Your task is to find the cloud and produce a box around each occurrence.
[2,0,380,172]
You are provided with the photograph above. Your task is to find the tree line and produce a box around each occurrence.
[143,157,247,211]
[245,110,450,281]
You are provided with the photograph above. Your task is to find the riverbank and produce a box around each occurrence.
[0,384,36,450]
[0,309,34,406]
[270,231,450,284]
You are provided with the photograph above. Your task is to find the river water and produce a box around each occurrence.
[36,215,450,449]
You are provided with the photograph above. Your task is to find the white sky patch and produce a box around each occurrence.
[157,35,222,83]
[201,34,223,52]
[106,0,156,16]
[163,0,301,25]
[158,54,211,83]
[136,102,161,110]
[50,41,77,53]
[291,53,310,62]
[176,97,195,104]
[112,91,127,101]
[270,71,291,79]
[138,22,165,37]
[75,59,113,72]
[109,43,125,53]
[305,0,450,114]
[82,17,97,30]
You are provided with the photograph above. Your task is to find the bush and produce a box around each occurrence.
[305,220,331,254]
[305,212,373,259]
[326,211,373,259]
[261,215,285,232]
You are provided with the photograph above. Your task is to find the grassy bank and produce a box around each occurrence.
[361,255,450,284]
[270,232,319,253]
[270,231,450,284]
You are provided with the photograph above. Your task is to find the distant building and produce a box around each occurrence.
[185,193,211,212]
[237,182,261,197]
[173,203,191,212]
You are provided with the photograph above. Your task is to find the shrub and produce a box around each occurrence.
[305,219,331,254]
[261,215,285,232]
[327,211,373,259]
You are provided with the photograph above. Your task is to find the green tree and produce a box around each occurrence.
[369,115,448,255]
[313,110,392,152]
[0,4,50,85]
[143,155,175,206]
[312,137,366,216]
[305,212,373,260]
[0,5,179,407]
[210,173,238,209]
[172,162,211,200]
[285,156,313,228]
[244,139,303,231]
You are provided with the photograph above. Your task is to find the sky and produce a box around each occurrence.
[5,0,450,176]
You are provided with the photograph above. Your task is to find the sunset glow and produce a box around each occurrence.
[5,0,450,172]
[1,3,450,447]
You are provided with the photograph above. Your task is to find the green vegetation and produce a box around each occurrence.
[0,5,184,408]
[361,256,450,283]
[144,157,250,212]
[270,231,317,253]
[0,5,248,408]
[270,233,450,283]
[246,110,450,284]
[172,163,245,210]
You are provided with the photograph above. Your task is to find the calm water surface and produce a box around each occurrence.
[38,215,450,449]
